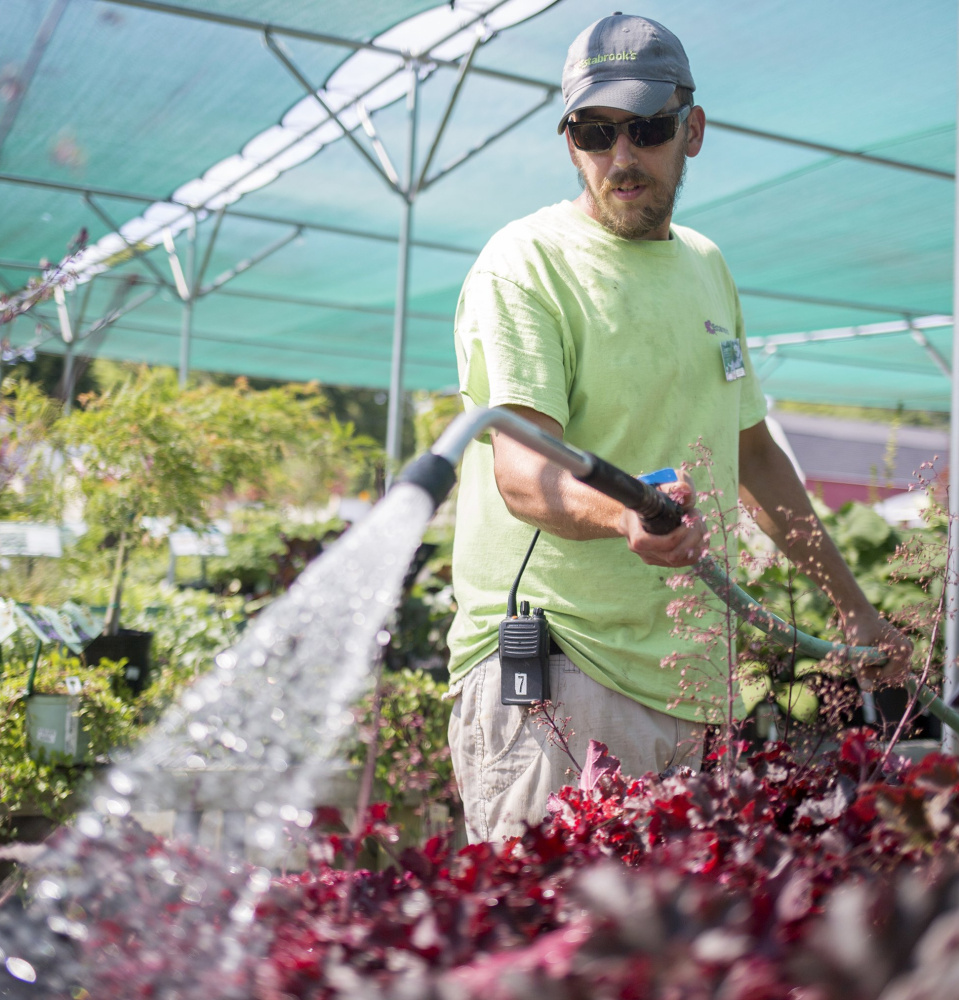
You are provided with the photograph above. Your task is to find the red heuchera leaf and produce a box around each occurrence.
[578,739,623,792]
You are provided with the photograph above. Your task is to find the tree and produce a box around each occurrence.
[56,368,343,635]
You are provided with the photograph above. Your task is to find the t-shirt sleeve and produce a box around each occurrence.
[455,268,571,430]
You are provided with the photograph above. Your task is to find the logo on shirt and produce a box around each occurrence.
[705,319,729,336]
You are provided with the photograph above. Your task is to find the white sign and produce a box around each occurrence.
[0,522,62,557]
[169,529,228,557]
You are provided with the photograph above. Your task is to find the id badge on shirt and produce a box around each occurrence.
[720,338,746,381]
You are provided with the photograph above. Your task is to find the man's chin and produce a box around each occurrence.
[599,204,670,241]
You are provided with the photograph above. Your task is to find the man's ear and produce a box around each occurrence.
[685,106,706,158]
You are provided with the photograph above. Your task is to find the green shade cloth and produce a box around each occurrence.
[0,0,955,410]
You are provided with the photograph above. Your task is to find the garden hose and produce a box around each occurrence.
[693,555,959,737]
[399,405,959,738]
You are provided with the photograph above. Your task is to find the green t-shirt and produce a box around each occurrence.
[448,200,767,721]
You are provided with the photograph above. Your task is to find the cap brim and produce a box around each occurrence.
[557,79,677,133]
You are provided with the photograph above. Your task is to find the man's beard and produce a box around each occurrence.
[578,152,688,240]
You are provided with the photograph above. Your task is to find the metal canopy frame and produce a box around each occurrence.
[3,1,952,424]
[2,0,959,745]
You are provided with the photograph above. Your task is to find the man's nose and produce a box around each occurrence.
[611,130,639,166]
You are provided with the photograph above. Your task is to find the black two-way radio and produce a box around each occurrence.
[499,530,551,705]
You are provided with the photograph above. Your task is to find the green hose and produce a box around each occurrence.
[694,555,959,738]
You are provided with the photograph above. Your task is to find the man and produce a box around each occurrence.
[446,13,911,844]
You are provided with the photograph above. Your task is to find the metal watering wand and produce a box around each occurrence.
[395,405,959,737]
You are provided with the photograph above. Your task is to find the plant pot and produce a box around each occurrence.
[84,629,153,694]
[25,694,91,764]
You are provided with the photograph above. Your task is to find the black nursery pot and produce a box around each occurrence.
[84,629,153,695]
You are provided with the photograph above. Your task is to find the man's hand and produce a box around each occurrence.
[843,610,913,690]
[618,472,709,568]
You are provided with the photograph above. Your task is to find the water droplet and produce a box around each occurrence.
[182,691,204,713]
[253,825,276,850]
[5,957,36,983]
[248,867,271,892]
[186,755,206,769]
[36,879,62,900]
[180,878,207,904]
[189,722,209,741]
[76,815,103,839]
[93,796,130,817]
[109,770,135,796]
[270,707,285,722]
[229,901,255,924]
[279,804,298,822]
[376,630,391,646]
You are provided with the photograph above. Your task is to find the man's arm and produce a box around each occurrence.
[738,419,912,684]
[491,404,708,568]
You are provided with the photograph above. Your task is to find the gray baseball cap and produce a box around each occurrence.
[557,13,695,134]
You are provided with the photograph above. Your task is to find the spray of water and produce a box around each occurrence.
[0,483,436,995]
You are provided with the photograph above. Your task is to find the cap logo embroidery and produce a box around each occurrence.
[576,51,638,69]
[705,320,729,336]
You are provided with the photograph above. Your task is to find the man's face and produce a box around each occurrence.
[567,100,703,241]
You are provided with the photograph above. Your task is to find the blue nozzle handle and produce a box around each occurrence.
[576,453,684,535]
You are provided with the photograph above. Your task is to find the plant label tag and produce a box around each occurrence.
[720,339,746,381]
[64,699,80,756]
[65,676,83,695]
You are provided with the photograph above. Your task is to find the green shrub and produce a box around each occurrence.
[0,652,138,839]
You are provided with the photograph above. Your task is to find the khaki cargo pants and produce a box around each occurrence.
[448,649,703,843]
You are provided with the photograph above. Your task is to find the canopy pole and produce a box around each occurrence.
[944,7,959,756]
[178,213,197,388]
[385,65,419,486]
[62,342,75,414]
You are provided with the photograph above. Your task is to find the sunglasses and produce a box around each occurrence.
[567,105,691,152]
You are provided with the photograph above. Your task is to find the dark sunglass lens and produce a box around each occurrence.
[627,116,677,147]
[571,121,615,151]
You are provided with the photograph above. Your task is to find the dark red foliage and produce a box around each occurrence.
[23,733,959,999]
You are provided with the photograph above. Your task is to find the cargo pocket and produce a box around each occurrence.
[477,654,545,798]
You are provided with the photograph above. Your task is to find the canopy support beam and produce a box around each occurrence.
[198,225,302,297]
[100,0,553,93]
[415,30,484,195]
[65,316,453,370]
[263,30,403,198]
[420,89,558,192]
[194,206,226,292]
[385,65,419,484]
[178,215,197,387]
[0,257,451,321]
[80,286,161,342]
[945,8,959,755]
[748,316,952,350]
[707,119,955,181]
[909,323,952,378]
[83,193,174,291]
[0,172,479,256]
[0,0,70,162]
